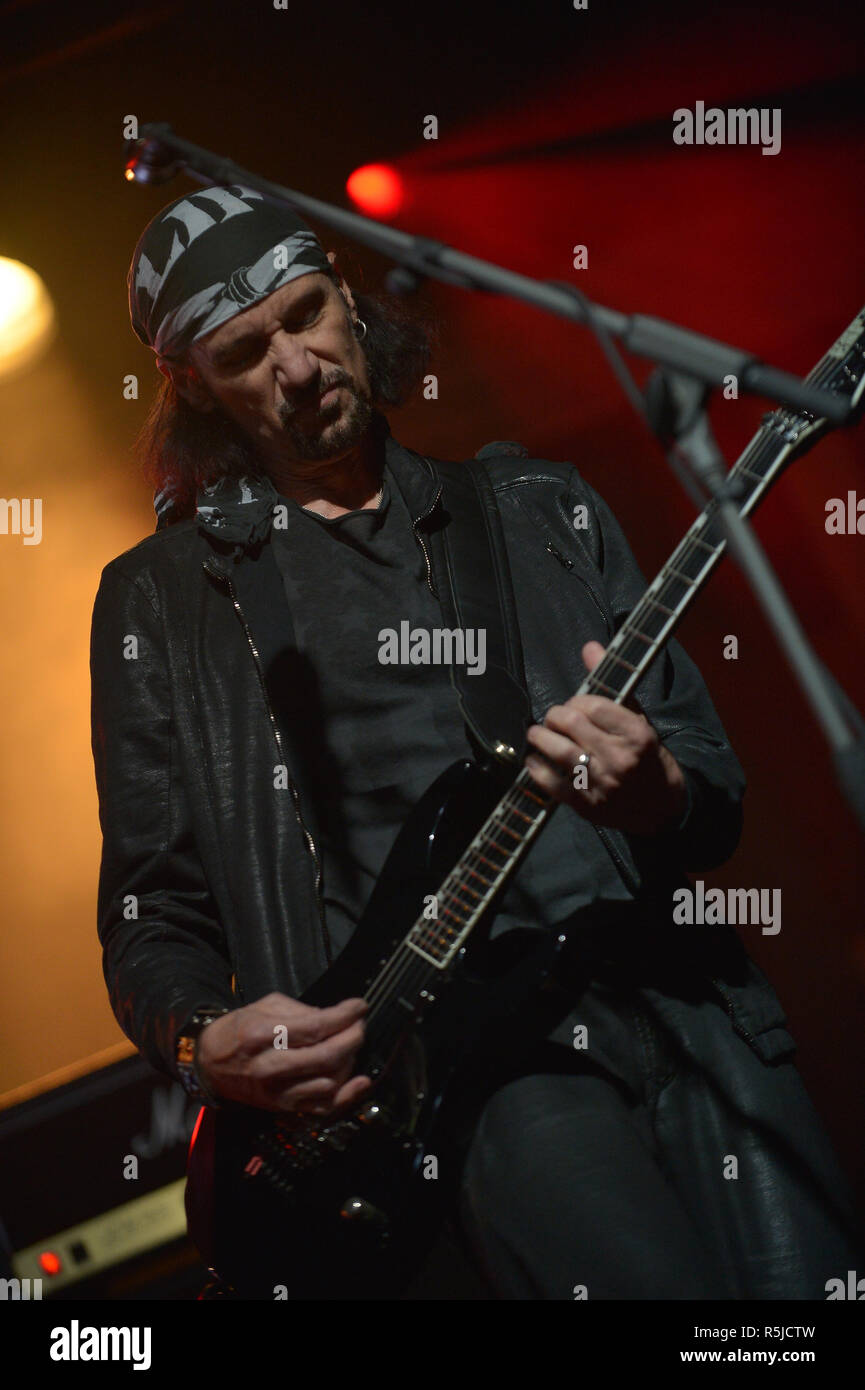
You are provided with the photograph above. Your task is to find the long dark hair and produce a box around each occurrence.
[134,267,440,521]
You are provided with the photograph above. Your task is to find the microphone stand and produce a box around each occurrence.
[124,121,865,832]
[124,122,853,425]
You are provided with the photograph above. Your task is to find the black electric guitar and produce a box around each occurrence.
[186,307,865,1299]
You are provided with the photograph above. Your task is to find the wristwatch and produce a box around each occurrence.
[175,1006,231,1107]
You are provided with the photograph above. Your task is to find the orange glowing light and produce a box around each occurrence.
[345,164,404,218]
[0,257,56,379]
[39,1251,62,1275]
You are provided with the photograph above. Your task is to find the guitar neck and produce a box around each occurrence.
[367,304,865,1013]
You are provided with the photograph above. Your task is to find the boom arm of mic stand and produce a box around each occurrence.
[125,121,853,426]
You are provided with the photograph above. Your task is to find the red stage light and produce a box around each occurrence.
[345,164,403,217]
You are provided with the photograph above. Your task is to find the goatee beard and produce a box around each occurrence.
[279,389,374,462]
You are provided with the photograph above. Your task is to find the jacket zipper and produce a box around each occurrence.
[545,540,611,633]
[711,978,760,1048]
[202,556,333,966]
[412,478,443,595]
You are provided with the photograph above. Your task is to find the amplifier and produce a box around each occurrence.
[0,1052,206,1298]
[0,1052,493,1300]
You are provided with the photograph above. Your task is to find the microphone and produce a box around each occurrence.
[124,123,183,186]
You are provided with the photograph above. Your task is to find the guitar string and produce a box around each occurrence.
[364,800,552,1040]
[363,784,553,1029]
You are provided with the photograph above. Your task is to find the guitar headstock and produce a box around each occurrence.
[758,305,865,474]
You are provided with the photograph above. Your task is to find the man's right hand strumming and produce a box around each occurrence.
[195,993,373,1117]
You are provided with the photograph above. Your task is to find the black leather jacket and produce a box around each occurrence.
[90,420,809,1065]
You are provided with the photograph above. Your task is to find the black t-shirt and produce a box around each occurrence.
[269,459,626,960]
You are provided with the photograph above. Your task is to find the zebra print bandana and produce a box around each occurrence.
[127,184,332,364]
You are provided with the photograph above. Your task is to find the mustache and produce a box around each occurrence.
[279,376,349,423]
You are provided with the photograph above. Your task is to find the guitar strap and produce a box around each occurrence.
[422,452,532,768]
[196,446,534,805]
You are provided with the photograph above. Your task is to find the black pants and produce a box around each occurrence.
[455,1061,735,1299]
[430,975,864,1301]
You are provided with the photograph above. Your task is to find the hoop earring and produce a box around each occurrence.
[354,319,368,340]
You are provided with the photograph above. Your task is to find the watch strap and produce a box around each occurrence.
[175,1006,231,1107]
